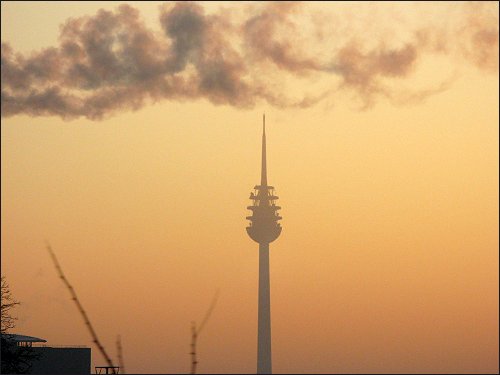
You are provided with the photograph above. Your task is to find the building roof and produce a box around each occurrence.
[1,333,47,343]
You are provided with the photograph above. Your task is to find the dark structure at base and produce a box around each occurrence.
[1,334,91,374]
[30,347,90,374]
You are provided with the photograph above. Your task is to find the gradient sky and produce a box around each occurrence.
[1,2,499,374]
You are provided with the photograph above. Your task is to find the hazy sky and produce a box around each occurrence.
[1,2,498,373]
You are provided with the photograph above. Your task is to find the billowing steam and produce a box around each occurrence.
[1,1,498,120]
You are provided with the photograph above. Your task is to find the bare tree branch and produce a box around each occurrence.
[46,243,115,368]
[197,290,220,335]
[190,321,198,375]
[116,335,126,374]
[190,289,220,374]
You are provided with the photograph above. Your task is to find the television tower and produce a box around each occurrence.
[246,114,282,374]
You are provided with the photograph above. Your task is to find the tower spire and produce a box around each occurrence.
[261,113,267,187]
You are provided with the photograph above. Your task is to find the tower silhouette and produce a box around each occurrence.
[246,114,282,374]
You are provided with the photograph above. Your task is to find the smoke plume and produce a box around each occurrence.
[1,2,498,120]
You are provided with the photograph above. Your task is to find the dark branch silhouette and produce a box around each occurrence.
[190,289,219,374]
[46,243,115,369]
[116,335,126,374]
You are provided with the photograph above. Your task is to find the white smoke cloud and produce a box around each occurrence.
[1,1,498,120]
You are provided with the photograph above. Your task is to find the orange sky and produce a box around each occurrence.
[1,2,498,374]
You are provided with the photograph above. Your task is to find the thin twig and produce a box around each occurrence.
[190,289,219,374]
[190,321,198,375]
[197,290,219,335]
[46,243,115,368]
[116,335,126,374]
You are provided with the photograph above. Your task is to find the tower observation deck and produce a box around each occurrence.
[246,115,282,243]
[246,114,282,374]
